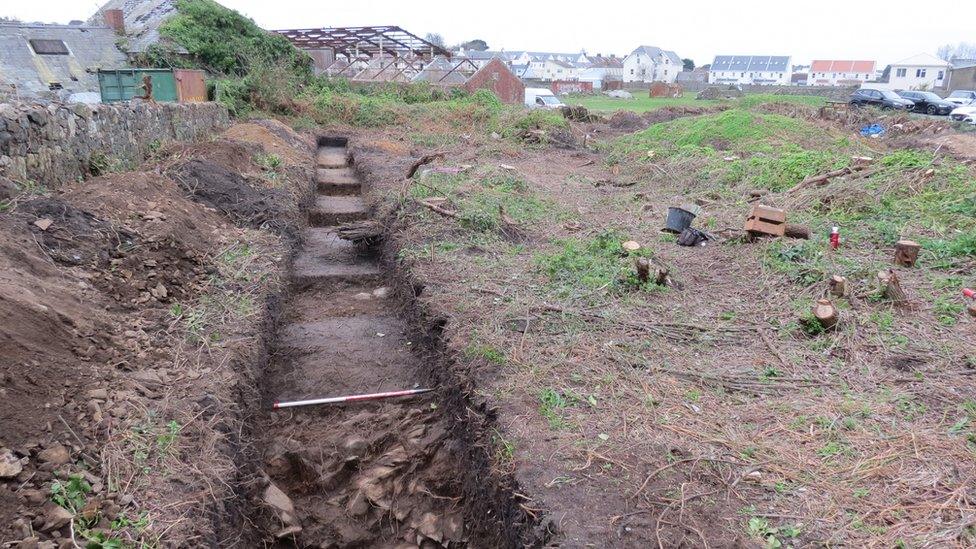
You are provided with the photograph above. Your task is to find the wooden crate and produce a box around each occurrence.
[745,204,786,236]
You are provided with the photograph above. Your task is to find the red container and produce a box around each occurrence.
[829,226,840,249]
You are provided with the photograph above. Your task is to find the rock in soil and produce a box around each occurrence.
[0,449,23,478]
[37,444,70,466]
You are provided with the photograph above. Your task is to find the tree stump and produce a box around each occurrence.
[635,257,650,284]
[893,240,921,267]
[829,275,847,297]
[784,223,811,240]
[812,298,838,330]
[876,269,908,304]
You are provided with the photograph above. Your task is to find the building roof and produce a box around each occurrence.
[413,56,476,84]
[891,53,951,67]
[88,0,183,53]
[630,45,681,65]
[950,58,976,69]
[275,26,451,60]
[0,23,129,97]
[548,59,575,68]
[587,55,623,68]
[710,55,791,72]
[810,60,876,73]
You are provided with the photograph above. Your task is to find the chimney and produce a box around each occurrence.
[104,9,125,35]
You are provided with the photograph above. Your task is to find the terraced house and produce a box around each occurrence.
[808,59,876,86]
[709,55,792,85]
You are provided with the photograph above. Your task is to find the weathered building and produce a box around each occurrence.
[460,58,524,104]
[87,0,184,55]
[0,22,128,99]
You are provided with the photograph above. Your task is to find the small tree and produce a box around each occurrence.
[460,39,489,51]
[682,58,695,71]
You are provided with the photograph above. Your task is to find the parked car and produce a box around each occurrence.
[945,90,976,106]
[849,88,914,110]
[524,88,564,109]
[950,105,976,122]
[896,90,956,115]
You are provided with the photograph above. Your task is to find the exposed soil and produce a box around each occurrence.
[0,121,311,547]
[248,138,543,548]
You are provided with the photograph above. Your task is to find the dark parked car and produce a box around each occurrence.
[849,88,914,110]
[896,90,956,115]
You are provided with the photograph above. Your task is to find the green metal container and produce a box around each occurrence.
[98,69,179,103]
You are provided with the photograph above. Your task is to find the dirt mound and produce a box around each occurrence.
[172,138,258,175]
[63,171,225,255]
[642,105,716,125]
[222,121,313,166]
[17,197,136,267]
[171,158,294,233]
[609,110,643,130]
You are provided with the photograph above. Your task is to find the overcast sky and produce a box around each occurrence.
[7,0,974,67]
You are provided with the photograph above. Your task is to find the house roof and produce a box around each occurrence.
[0,22,129,97]
[548,59,575,68]
[630,45,681,65]
[950,58,976,69]
[891,53,951,67]
[587,55,623,68]
[711,55,791,72]
[810,60,876,73]
[88,0,184,53]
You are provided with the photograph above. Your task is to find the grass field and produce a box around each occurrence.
[564,92,828,113]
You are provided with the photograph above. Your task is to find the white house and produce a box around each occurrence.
[888,53,951,90]
[808,60,876,86]
[709,55,792,85]
[579,55,623,89]
[623,45,681,83]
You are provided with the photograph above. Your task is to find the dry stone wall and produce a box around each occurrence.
[0,100,228,186]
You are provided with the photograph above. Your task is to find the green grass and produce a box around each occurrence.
[564,93,714,113]
[565,92,828,114]
[535,230,655,296]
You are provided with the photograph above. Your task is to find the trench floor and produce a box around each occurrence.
[257,142,468,548]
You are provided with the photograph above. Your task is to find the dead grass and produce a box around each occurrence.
[364,101,976,547]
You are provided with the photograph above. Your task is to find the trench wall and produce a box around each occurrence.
[0,100,228,186]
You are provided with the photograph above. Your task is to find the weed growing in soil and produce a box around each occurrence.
[535,230,658,297]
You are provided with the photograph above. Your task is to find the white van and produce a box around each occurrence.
[525,88,564,109]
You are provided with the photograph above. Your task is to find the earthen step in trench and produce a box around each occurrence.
[316,146,349,169]
[308,195,367,227]
[276,315,414,398]
[316,167,361,196]
[291,228,381,289]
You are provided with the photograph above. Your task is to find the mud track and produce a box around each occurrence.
[250,138,543,548]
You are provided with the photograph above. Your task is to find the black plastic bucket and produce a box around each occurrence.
[663,206,696,233]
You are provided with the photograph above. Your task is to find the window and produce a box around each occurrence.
[29,39,68,55]
[916,68,926,78]
[896,68,907,77]
[938,70,944,80]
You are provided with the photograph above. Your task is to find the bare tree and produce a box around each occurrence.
[937,42,976,61]
[424,33,445,48]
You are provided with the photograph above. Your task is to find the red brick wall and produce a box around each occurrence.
[462,58,525,104]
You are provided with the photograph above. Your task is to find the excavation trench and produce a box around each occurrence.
[249,137,540,548]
